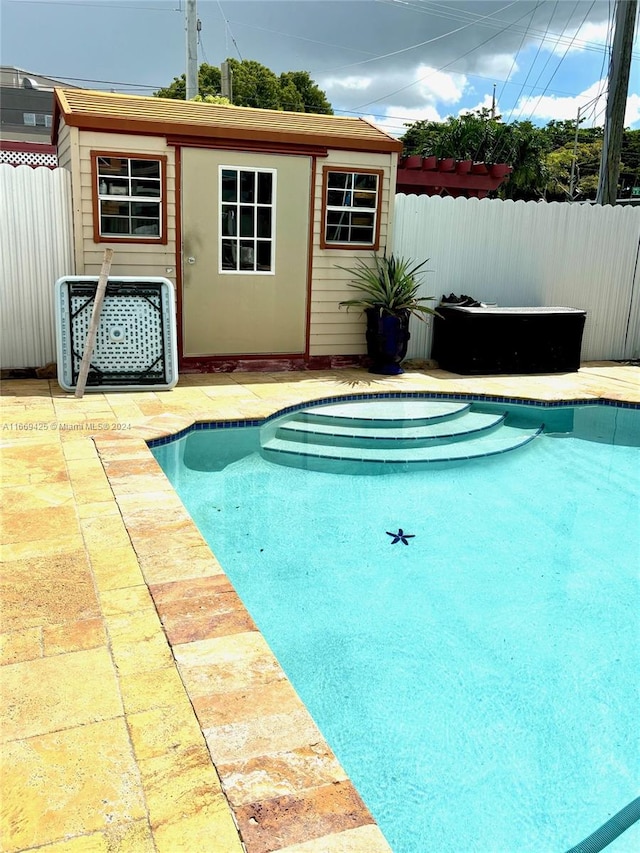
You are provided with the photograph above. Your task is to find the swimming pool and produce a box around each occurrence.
[152,398,640,852]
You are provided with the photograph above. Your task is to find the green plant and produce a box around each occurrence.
[338,254,437,320]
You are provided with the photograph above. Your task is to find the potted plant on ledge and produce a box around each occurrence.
[338,253,437,375]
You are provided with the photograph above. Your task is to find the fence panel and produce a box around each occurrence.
[393,194,640,362]
[0,165,75,369]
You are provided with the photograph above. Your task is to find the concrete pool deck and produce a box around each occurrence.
[2,363,639,853]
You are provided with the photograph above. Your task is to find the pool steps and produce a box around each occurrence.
[260,400,544,472]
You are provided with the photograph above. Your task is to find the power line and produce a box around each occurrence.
[6,0,181,9]
[317,0,521,75]
[352,1,549,110]
[216,1,243,62]
[502,0,563,125]
[491,0,598,165]
[376,0,639,60]
[497,1,545,108]
[226,20,379,58]
[523,0,598,123]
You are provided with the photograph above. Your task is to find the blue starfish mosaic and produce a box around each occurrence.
[386,529,415,545]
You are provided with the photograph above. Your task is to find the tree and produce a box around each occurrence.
[154,60,333,114]
[155,63,221,100]
[279,70,332,114]
[545,141,602,200]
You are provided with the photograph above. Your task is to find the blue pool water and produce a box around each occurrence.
[152,401,640,853]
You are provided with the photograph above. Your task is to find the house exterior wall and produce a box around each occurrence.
[0,87,55,143]
[72,130,177,285]
[308,149,398,357]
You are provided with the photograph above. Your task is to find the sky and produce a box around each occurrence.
[1,0,639,138]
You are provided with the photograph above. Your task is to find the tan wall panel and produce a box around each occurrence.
[308,148,397,357]
[73,130,176,277]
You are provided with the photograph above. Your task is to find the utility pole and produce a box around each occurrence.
[490,84,496,120]
[185,0,198,100]
[221,61,233,102]
[568,107,582,200]
[596,0,637,205]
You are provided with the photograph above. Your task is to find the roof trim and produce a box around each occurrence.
[165,135,328,158]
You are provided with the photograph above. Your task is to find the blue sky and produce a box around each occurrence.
[1,0,639,136]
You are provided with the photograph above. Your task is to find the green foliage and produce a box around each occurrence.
[155,62,221,100]
[226,58,281,110]
[192,94,231,105]
[338,254,437,321]
[401,109,640,202]
[401,109,550,200]
[279,70,333,114]
[154,60,333,114]
[545,141,602,200]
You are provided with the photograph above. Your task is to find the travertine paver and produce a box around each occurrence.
[1,365,639,853]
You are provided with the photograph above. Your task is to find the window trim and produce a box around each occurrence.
[90,151,168,245]
[320,166,383,251]
[218,165,277,276]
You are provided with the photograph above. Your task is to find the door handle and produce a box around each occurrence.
[187,256,196,264]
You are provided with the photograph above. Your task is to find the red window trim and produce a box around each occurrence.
[90,150,168,245]
[320,165,383,251]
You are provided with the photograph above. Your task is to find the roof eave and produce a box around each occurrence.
[54,96,403,154]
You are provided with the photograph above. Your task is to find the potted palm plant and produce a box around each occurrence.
[338,253,437,375]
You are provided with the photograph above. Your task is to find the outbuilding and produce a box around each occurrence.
[52,88,402,370]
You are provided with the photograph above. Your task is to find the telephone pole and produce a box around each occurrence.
[185,0,198,100]
[596,0,637,205]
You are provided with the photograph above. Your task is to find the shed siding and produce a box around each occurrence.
[56,121,72,171]
[308,150,397,356]
[74,131,177,282]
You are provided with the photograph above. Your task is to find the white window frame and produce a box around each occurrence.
[23,113,36,126]
[96,155,163,240]
[218,165,276,275]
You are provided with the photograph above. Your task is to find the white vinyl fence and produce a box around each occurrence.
[2,170,639,368]
[0,165,75,369]
[394,195,640,362]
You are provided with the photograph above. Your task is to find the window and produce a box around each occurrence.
[23,113,52,127]
[219,167,275,273]
[92,153,166,243]
[321,168,382,249]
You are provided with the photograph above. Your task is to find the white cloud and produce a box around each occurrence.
[514,80,608,123]
[459,93,499,117]
[540,19,610,57]
[365,105,443,139]
[322,75,372,92]
[414,65,467,104]
[625,94,640,127]
[474,53,520,82]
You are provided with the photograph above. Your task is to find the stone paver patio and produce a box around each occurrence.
[2,364,639,852]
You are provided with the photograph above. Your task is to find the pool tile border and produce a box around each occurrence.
[94,430,394,853]
[147,390,640,448]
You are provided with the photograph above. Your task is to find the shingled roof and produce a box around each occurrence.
[52,88,402,154]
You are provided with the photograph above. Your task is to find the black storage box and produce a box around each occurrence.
[432,305,587,374]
